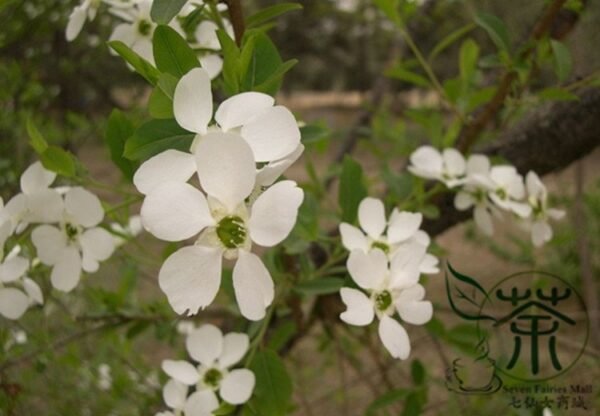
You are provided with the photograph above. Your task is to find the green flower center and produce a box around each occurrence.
[203,368,223,388]
[65,223,80,242]
[137,19,153,36]
[216,216,247,249]
[374,290,392,312]
[496,188,507,199]
[371,241,390,254]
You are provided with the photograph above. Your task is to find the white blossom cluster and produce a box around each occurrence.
[135,67,304,321]
[408,146,565,246]
[338,197,438,359]
[0,162,117,319]
[67,0,232,79]
[158,324,255,416]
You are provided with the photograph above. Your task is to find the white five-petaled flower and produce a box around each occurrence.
[0,245,44,320]
[173,67,302,164]
[339,197,439,275]
[161,324,255,415]
[472,165,532,219]
[408,146,466,188]
[137,134,303,320]
[524,171,565,247]
[31,187,115,292]
[340,248,433,359]
[0,162,63,234]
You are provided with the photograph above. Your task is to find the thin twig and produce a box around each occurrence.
[223,0,245,45]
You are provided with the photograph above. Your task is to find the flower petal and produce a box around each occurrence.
[23,277,44,305]
[339,287,374,326]
[240,106,300,162]
[347,249,387,290]
[65,187,104,227]
[27,189,64,224]
[474,205,494,236]
[50,246,81,292]
[0,288,29,320]
[173,67,212,135]
[199,54,223,80]
[66,4,87,41]
[397,300,433,325]
[358,197,386,239]
[387,211,422,244]
[532,220,552,247]
[442,148,466,176]
[220,369,255,405]
[339,223,368,252]
[162,360,200,386]
[20,162,56,194]
[195,132,256,211]
[454,191,475,210]
[215,92,275,131]
[390,243,425,289]
[0,255,28,283]
[32,225,67,265]
[184,390,219,416]
[255,144,304,187]
[378,315,410,360]
[186,324,224,367]
[133,150,197,195]
[219,332,249,368]
[163,379,188,410]
[159,246,222,315]
[408,146,443,179]
[141,181,214,242]
[248,180,304,247]
[419,254,439,274]
[80,227,115,262]
[232,251,274,321]
[466,154,490,176]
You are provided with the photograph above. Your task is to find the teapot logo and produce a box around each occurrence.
[444,263,589,393]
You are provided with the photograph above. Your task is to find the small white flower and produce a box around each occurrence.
[339,197,438,275]
[340,247,433,359]
[473,165,531,218]
[110,215,143,247]
[138,134,303,320]
[0,162,63,234]
[31,187,115,292]
[177,320,197,335]
[408,146,466,187]
[191,20,234,79]
[0,244,42,320]
[173,68,301,164]
[524,171,565,247]
[161,324,255,411]
[66,0,102,41]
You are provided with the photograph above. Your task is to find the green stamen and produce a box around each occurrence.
[203,368,223,388]
[371,241,390,254]
[216,216,246,249]
[374,290,392,312]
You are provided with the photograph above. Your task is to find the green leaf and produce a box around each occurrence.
[148,87,174,119]
[300,122,330,144]
[27,118,48,154]
[428,23,476,62]
[411,360,426,385]
[217,29,241,95]
[150,0,188,24]
[246,3,303,28]
[538,87,578,101]
[241,32,285,96]
[402,392,424,416]
[153,25,200,78]
[105,110,137,180]
[474,12,510,52]
[293,277,345,296]
[386,67,430,87]
[40,147,76,177]
[108,41,160,85]
[248,350,293,416]
[157,72,179,99]
[124,119,195,160]
[373,0,401,25]
[459,38,479,84]
[213,402,236,415]
[550,40,572,82]
[338,156,367,223]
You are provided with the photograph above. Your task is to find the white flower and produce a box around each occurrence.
[408,146,466,187]
[0,245,42,320]
[340,248,433,359]
[524,171,565,247]
[453,154,502,236]
[138,134,303,320]
[473,165,531,218]
[543,408,553,416]
[0,162,63,234]
[173,68,301,164]
[98,364,113,391]
[339,197,438,275]
[66,0,101,41]
[31,187,115,292]
[161,324,255,412]
[111,215,143,247]
[191,20,234,80]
